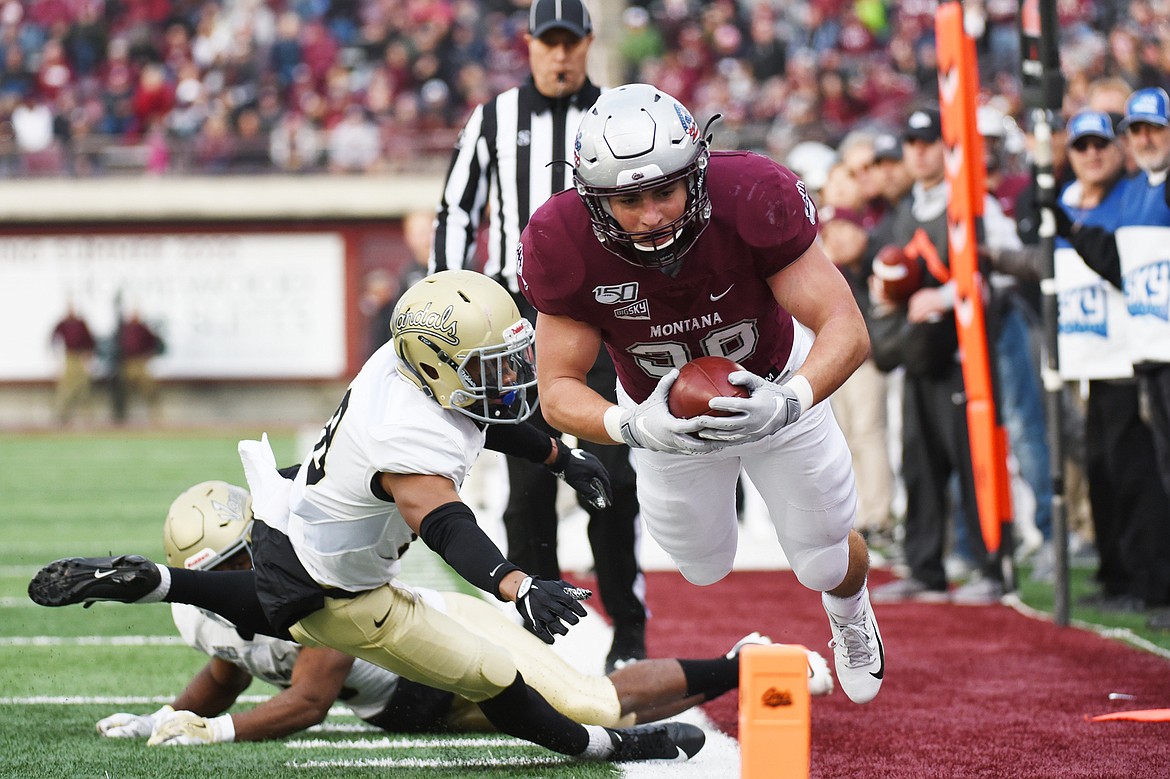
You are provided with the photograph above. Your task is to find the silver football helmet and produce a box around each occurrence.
[163,481,254,570]
[573,83,711,269]
[391,270,537,424]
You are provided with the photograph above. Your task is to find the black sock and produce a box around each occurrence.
[476,673,589,755]
[165,569,290,640]
[680,657,739,701]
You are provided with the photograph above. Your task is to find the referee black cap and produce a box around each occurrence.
[529,0,593,38]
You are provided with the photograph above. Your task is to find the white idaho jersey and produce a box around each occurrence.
[171,603,399,720]
[285,341,487,591]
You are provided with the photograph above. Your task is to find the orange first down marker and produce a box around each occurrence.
[739,643,811,779]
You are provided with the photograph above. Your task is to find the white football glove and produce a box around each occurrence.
[148,710,235,746]
[617,370,724,455]
[806,649,835,697]
[700,371,803,443]
[97,705,174,738]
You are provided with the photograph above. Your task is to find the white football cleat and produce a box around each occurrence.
[805,649,834,697]
[728,632,834,696]
[726,631,772,659]
[824,589,884,704]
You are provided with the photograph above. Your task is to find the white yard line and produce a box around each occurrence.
[287,736,528,749]
[0,635,185,646]
[288,756,571,769]
[0,694,270,705]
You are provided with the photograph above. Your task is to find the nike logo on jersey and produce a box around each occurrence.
[710,285,734,301]
[870,621,885,680]
[489,562,508,577]
[93,569,118,579]
[373,605,393,629]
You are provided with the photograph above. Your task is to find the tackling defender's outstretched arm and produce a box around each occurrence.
[152,647,355,744]
[383,471,589,644]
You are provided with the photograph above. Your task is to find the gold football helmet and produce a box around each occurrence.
[163,481,254,570]
[391,270,537,424]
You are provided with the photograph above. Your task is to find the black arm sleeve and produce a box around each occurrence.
[483,422,555,463]
[1067,224,1124,289]
[418,501,520,600]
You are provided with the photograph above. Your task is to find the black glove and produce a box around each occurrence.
[547,442,613,510]
[515,576,591,644]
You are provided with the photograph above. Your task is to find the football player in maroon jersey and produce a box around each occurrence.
[518,84,884,704]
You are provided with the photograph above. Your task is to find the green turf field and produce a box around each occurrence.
[0,430,622,779]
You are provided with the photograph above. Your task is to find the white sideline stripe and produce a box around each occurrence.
[288,736,527,749]
[1,597,37,607]
[305,722,379,733]
[0,695,270,705]
[289,756,570,769]
[0,635,185,646]
[0,696,355,710]
[1005,593,1170,660]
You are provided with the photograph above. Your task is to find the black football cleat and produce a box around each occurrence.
[605,621,647,674]
[604,722,705,762]
[28,555,160,607]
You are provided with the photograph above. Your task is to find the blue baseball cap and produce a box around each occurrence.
[1066,110,1116,146]
[1119,87,1170,131]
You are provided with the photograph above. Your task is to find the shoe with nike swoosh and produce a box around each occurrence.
[824,589,884,704]
[27,555,161,607]
[602,722,705,762]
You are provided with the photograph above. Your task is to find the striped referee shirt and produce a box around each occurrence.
[430,77,603,297]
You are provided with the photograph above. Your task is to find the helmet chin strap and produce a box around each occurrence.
[631,228,685,276]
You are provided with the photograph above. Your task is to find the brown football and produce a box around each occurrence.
[668,356,750,419]
[872,244,924,304]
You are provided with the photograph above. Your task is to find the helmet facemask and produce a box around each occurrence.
[392,271,538,425]
[576,150,710,271]
[419,318,537,424]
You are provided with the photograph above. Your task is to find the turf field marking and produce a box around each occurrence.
[1005,593,1170,660]
[287,736,528,749]
[288,756,570,769]
[0,596,37,607]
[0,695,271,705]
[0,635,185,646]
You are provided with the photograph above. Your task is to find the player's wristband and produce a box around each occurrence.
[603,405,626,444]
[209,713,236,743]
[785,375,814,414]
[151,704,176,721]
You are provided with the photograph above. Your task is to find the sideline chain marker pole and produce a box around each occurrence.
[739,644,810,779]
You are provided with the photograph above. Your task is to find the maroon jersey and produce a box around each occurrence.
[51,315,95,352]
[519,151,817,403]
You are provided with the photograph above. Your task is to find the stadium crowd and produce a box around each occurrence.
[0,0,1165,176]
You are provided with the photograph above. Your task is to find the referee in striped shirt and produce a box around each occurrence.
[429,0,648,672]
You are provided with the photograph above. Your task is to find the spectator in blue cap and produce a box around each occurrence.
[1117,86,1170,132]
[1067,110,1116,144]
[1053,90,1170,625]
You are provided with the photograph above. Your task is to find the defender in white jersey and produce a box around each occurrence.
[71,482,830,746]
[77,271,702,762]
